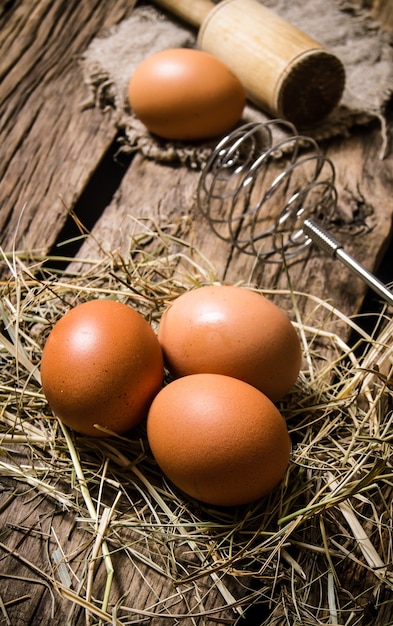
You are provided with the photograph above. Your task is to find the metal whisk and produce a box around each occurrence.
[197,120,393,308]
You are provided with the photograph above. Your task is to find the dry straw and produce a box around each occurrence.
[0,219,392,625]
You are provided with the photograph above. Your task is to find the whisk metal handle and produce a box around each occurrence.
[303,219,393,308]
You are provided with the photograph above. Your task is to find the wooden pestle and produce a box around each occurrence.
[153,0,346,127]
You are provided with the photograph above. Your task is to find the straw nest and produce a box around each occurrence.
[0,220,392,626]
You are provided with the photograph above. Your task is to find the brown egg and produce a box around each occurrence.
[158,285,302,402]
[41,299,164,437]
[147,373,291,506]
[128,48,246,140]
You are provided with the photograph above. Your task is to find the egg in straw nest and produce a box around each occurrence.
[0,219,392,625]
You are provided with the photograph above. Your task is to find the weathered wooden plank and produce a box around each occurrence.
[0,479,80,626]
[67,153,217,270]
[0,0,137,255]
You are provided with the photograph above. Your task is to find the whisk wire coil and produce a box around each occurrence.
[197,119,393,308]
[197,120,337,262]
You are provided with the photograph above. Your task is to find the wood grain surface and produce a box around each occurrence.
[1,0,393,624]
[0,0,137,255]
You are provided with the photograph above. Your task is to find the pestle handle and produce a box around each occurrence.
[152,0,345,127]
[152,0,213,28]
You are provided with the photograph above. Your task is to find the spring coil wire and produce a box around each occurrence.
[197,120,338,263]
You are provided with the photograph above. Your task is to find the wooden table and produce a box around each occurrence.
[1,1,393,625]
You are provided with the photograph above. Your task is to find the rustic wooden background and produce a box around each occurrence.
[1,0,393,624]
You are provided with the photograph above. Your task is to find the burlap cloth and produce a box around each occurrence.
[81,0,393,167]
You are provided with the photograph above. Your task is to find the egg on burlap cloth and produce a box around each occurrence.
[80,1,393,166]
